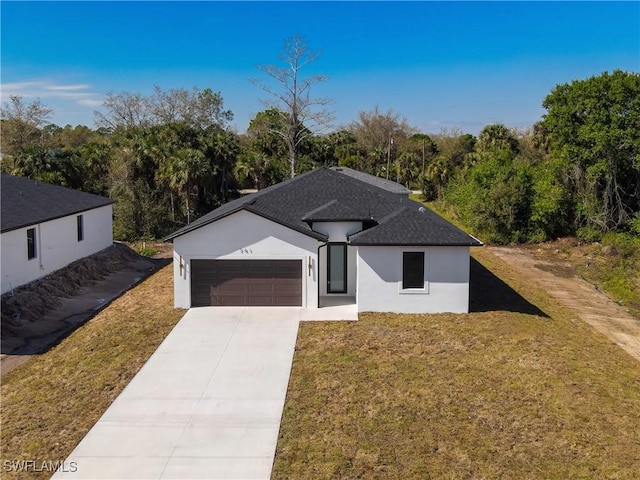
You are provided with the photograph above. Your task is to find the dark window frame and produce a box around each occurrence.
[27,228,37,260]
[327,242,348,294]
[402,251,425,290]
[77,215,84,242]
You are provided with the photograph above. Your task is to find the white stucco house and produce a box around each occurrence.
[165,167,482,314]
[1,174,114,294]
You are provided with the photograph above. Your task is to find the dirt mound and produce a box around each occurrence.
[1,243,143,329]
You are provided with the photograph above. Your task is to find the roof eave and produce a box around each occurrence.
[162,205,246,242]
[1,201,115,234]
[349,240,483,247]
[305,217,372,223]
[164,205,329,243]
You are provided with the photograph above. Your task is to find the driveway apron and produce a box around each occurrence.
[53,307,301,480]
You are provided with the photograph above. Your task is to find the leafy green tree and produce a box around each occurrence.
[397,133,437,191]
[447,150,533,243]
[475,123,519,156]
[542,70,640,232]
[529,154,574,241]
[445,125,535,243]
[238,109,291,187]
[49,124,102,149]
[427,130,476,200]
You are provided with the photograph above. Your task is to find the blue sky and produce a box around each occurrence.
[2,1,638,135]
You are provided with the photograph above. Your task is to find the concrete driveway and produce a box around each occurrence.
[53,307,303,480]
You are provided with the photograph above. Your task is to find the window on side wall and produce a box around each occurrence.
[402,251,425,289]
[77,215,84,242]
[27,228,37,260]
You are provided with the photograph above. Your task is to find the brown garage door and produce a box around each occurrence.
[191,259,302,307]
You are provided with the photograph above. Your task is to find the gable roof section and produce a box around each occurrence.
[1,174,114,233]
[349,204,481,246]
[330,166,411,195]
[165,168,481,246]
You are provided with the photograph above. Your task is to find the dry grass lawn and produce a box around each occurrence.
[2,248,640,479]
[1,265,184,480]
[272,249,640,479]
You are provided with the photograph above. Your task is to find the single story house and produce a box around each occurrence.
[165,167,482,314]
[1,174,114,294]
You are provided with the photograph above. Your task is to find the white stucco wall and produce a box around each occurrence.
[357,245,471,313]
[1,205,113,294]
[172,210,319,308]
[313,222,361,297]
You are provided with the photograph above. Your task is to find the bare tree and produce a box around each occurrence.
[252,35,332,178]
[94,91,151,131]
[348,106,416,176]
[0,95,53,155]
[94,87,232,132]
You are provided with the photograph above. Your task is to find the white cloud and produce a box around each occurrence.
[77,98,104,107]
[0,79,103,109]
[46,84,92,92]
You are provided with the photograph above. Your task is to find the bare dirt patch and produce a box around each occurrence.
[490,244,640,363]
[1,242,171,374]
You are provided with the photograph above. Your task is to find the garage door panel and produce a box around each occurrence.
[191,259,302,307]
[248,284,275,294]
[217,284,246,295]
[213,295,247,306]
[275,284,301,293]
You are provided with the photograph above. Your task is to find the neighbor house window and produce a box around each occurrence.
[402,251,425,289]
[77,215,84,242]
[27,228,37,260]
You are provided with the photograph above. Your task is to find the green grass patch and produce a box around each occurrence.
[575,232,640,313]
[1,265,184,480]
[272,249,640,479]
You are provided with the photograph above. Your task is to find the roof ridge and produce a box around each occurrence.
[301,199,338,220]
[329,166,411,194]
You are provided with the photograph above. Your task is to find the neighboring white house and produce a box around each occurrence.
[1,174,114,294]
[165,167,482,314]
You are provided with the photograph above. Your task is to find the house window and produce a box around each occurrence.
[402,251,425,289]
[27,228,37,260]
[77,215,84,242]
[327,243,347,293]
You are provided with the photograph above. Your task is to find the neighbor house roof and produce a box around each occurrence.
[1,173,114,233]
[165,167,481,246]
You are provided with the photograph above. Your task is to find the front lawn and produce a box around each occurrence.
[272,249,640,479]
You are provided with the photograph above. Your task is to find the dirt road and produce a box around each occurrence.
[490,246,640,363]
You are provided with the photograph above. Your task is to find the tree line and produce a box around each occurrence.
[1,68,638,244]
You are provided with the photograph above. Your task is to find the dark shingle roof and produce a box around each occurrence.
[349,204,480,246]
[165,168,481,246]
[330,166,411,195]
[1,174,114,233]
[302,199,372,222]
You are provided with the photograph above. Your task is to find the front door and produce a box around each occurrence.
[327,243,347,293]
